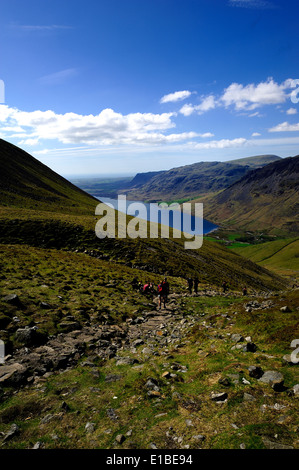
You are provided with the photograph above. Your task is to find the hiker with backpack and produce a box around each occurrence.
[158,278,169,309]
[143,282,150,294]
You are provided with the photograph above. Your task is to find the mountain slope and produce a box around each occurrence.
[231,237,299,278]
[0,139,98,214]
[123,155,281,202]
[203,155,299,235]
[226,154,281,168]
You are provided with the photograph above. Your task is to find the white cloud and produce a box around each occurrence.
[0,104,199,147]
[18,138,40,146]
[179,103,195,116]
[252,132,261,137]
[221,78,289,111]
[178,79,295,117]
[199,132,215,138]
[160,90,192,104]
[286,107,298,115]
[179,95,217,116]
[191,138,247,150]
[268,121,299,132]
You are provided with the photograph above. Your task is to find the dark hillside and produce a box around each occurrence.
[0,139,98,214]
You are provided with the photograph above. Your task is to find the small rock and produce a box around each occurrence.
[40,302,52,309]
[116,357,138,366]
[147,390,161,398]
[107,408,118,421]
[61,401,70,411]
[287,384,299,397]
[242,377,251,385]
[40,414,54,425]
[282,354,294,365]
[132,339,144,347]
[142,347,153,355]
[3,423,20,442]
[105,374,123,383]
[231,334,244,343]
[145,378,159,391]
[262,438,294,450]
[32,441,43,449]
[258,371,284,391]
[3,294,23,308]
[210,391,228,402]
[149,443,158,449]
[162,371,171,379]
[243,342,258,353]
[85,422,96,433]
[243,392,256,402]
[280,306,291,313]
[192,435,205,442]
[115,434,125,444]
[248,365,264,379]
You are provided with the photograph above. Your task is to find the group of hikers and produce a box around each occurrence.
[131,277,170,309]
[131,275,248,310]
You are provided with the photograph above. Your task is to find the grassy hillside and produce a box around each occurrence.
[202,155,299,236]
[0,139,99,214]
[231,237,299,279]
[226,155,281,168]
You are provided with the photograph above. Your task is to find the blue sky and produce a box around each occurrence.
[0,0,299,176]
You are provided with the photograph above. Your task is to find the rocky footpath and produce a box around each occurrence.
[0,290,298,449]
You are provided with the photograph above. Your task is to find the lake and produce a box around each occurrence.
[96,196,218,236]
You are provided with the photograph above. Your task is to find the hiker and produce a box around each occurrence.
[222,281,228,293]
[158,278,169,309]
[193,276,199,294]
[131,277,139,291]
[242,286,247,296]
[149,282,155,294]
[143,282,150,294]
[187,277,193,294]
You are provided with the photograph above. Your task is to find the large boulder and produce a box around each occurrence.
[14,327,47,347]
[258,370,285,391]
[0,363,28,387]
[3,294,23,308]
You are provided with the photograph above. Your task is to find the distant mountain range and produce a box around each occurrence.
[202,155,299,235]
[122,155,282,202]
